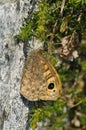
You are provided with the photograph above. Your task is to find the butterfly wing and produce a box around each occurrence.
[38,54,62,100]
[20,51,45,101]
[20,50,62,101]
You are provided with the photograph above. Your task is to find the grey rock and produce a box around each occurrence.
[0,0,36,130]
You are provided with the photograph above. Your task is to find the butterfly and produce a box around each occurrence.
[20,50,62,101]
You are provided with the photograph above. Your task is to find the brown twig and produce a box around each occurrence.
[60,0,66,17]
[48,20,58,54]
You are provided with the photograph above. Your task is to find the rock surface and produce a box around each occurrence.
[0,0,37,130]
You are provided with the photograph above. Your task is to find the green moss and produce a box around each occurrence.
[17,0,86,129]
[78,43,86,55]
[81,61,86,72]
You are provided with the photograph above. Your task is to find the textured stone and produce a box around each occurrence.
[0,0,36,130]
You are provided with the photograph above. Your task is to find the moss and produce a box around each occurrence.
[17,0,86,129]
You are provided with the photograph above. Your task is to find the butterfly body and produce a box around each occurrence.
[20,50,62,101]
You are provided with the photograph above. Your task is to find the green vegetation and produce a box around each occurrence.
[17,0,86,129]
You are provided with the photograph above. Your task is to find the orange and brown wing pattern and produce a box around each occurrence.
[20,50,62,101]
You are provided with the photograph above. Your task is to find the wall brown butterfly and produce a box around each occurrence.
[20,50,62,101]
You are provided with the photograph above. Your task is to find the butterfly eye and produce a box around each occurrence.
[48,83,54,89]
